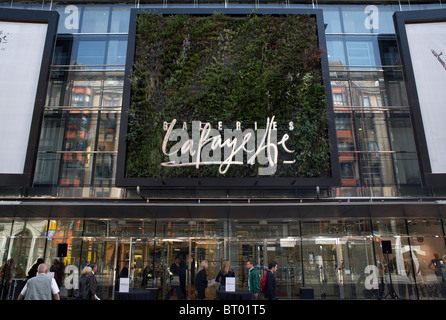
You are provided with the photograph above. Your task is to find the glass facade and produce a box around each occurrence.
[0,0,445,301]
[1,217,445,300]
[0,1,434,199]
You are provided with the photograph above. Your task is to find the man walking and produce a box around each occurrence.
[246,259,260,299]
[18,263,60,300]
[89,263,99,300]
[264,261,278,300]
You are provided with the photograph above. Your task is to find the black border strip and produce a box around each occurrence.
[0,8,59,187]
[116,8,340,188]
[394,8,446,187]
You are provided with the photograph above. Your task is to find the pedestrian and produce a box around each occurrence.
[195,260,209,300]
[165,256,186,300]
[215,260,235,291]
[88,263,99,300]
[246,259,260,299]
[264,261,278,300]
[76,266,93,300]
[18,263,60,300]
[27,258,44,279]
[0,259,16,300]
[50,259,63,287]
[117,260,129,291]
[119,261,129,278]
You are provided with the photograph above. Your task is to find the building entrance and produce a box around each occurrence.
[2,218,445,300]
[301,236,375,299]
[120,237,225,300]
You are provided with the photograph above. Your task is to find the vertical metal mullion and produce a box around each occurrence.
[300,220,305,288]
[112,238,118,300]
[129,237,133,289]
[405,219,419,300]
[188,238,192,300]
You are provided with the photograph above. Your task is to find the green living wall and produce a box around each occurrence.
[126,12,331,179]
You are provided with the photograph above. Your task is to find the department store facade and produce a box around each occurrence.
[0,0,446,301]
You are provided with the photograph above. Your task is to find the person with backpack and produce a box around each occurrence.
[262,261,278,300]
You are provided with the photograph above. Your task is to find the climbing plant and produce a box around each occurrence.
[126,12,332,179]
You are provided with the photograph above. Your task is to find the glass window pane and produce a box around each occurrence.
[346,41,376,66]
[76,40,106,67]
[327,40,346,66]
[59,152,93,187]
[0,220,13,237]
[301,220,372,237]
[64,113,98,152]
[68,80,102,107]
[102,77,124,107]
[331,81,351,107]
[108,220,154,237]
[373,219,407,236]
[407,219,446,300]
[97,112,119,152]
[358,153,395,187]
[341,6,373,34]
[94,154,116,186]
[52,70,124,107]
[38,112,65,152]
[81,6,110,33]
[110,6,131,33]
[407,220,444,236]
[322,6,342,33]
[33,153,61,186]
[410,236,446,299]
[106,40,127,66]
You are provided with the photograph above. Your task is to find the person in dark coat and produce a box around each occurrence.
[164,256,186,300]
[215,260,235,291]
[76,266,93,300]
[195,260,209,300]
[264,261,278,300]
[88,263,99,300]
[27,258,44,279]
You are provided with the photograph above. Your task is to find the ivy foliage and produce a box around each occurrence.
[126,12,331,179]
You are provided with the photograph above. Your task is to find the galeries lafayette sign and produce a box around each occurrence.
[162,116,295,175]
[116,9,339,187]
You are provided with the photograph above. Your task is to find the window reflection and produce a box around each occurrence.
[35,110,119,188]
[81,6,110,33]
[47,70,124,107]
[76,40,106,66]
[331,68,419,195]
[52,35,127,70]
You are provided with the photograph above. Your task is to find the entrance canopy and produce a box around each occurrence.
[0,199,445,220]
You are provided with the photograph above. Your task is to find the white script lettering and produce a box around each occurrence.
[161,116,295,175]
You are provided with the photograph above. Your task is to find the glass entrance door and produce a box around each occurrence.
[129,238,156,290]
[118,237,225,300]
[301,236,375,299]
[159,238,190,300]
[228,239,265,293]
[265,238,302,299]
[302,238,343,298]
[46,236,118,300]
[191,238,224,300]
[340,236,376,299]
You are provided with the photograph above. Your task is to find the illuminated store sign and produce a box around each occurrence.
[116,8,340,187]
[394,9,446,186]
[0,9,58,187]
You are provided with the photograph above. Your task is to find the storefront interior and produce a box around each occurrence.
[1,207,445,300]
